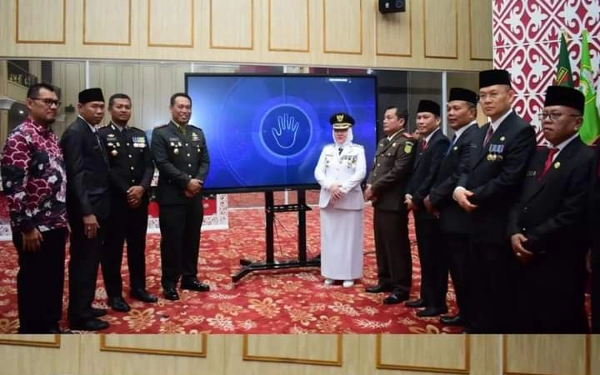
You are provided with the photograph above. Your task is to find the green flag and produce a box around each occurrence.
[578,30,600,145]
[554,32,574,87]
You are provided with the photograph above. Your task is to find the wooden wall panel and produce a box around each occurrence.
[0,335,80,375]
[16,0,65,43]
[323,0,362,54]
[0,0,494,72]
[268,0,309,52]
[468,0,493,61]
[242,334,342,366]
[424,0,458,59]
[377,334,469,373]
[375,2,412,57]
[148,0,194,47]
[84,0,131,45]
[504,335,589,375]
[210,0,254,50]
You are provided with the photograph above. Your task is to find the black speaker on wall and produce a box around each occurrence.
[379,0,406,13]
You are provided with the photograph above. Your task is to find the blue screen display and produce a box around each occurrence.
[185,74,377,193]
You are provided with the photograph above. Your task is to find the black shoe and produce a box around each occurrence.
[440,314,465,326]
[108,296,131,312]
[383,292,409,305]
[163,288,180,301]
[70,318,109,331]
[90,307,107,317]
[181,280,210,292]
[131,289,158,303]
[365,284,394,293]
[416,306,448,318]
[405,298,426,308]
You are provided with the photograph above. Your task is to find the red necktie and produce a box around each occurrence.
[483,126,494,147]
[422,140,428,151]
[538,148,559,180]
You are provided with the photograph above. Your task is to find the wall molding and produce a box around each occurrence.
[423,0,458,59]
[0,335,61,348]
[242,334,343,366]
[83,0,132,46]
[15,0,66,44]
[375,2,412,57]
[322,0,363,55]
[376,334,470,373]
[502,335,591,375]
[209,0,254,50]
[147,0,194,48]
[99,334,207,358]
[267,0,309,52]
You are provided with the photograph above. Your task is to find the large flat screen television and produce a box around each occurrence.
[184,73,378,193]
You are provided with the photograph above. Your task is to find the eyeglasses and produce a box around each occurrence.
[478,92,501,101]
[538,112,581,122]
[31,98,61,107]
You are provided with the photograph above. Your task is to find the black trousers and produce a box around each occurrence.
[466,240,517,333]
[414,212,447,309]
[514,254,588,333]
[101,197,149,298]
[13,227,67,333]
[373,208,412,295]
[159,199,204,289]
[67,216,105,323]
[443,232,470,317]
[592,263,600,333]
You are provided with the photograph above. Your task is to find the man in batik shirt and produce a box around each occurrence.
[0,83,68,333]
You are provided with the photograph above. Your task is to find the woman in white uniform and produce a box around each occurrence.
[314,113,367,287]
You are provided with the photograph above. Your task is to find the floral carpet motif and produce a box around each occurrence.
[0,204,465,334]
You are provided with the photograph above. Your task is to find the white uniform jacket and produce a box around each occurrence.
[314,143,367,210]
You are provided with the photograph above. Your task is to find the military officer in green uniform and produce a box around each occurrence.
[151,92,210,301]
[364,106,416,305]
[98,93,158,312]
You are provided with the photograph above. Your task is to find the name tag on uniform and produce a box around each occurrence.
[132,136,146,148]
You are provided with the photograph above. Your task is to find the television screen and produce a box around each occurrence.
[185,74,378,193]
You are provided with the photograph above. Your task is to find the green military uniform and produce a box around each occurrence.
[151,120,210,293]
[367,133,415,300]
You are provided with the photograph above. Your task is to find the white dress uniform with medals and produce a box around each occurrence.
[314,113,366,283]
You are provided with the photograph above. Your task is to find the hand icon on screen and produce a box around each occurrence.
[271,113,299,149]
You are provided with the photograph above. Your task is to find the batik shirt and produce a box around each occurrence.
[0,118,68,233]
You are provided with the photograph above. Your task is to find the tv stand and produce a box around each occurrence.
[231,189,321,283]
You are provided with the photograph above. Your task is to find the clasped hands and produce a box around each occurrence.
[185,178,203,198]
[452,188,478,212]
[329,183,344,203]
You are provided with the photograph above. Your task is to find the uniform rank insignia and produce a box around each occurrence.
[404,141,413,154]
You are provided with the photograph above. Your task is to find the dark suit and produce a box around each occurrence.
[590,145,600,333]
[406,129,450,309]
[367,132,415,295]
[508,138,592,333]
[60,116,110,324]
[458,111,536,333]
[98,123,154,298]
[151,121,210,289]
[429,123,477,317]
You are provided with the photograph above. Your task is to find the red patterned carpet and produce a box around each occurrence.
[0,194,465,334]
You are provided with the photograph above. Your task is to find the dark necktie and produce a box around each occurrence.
[421,140,428,152]
[338,147,343,155]
[446,134,457,155]
[538,148,559,180]
[483,126,494,147]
